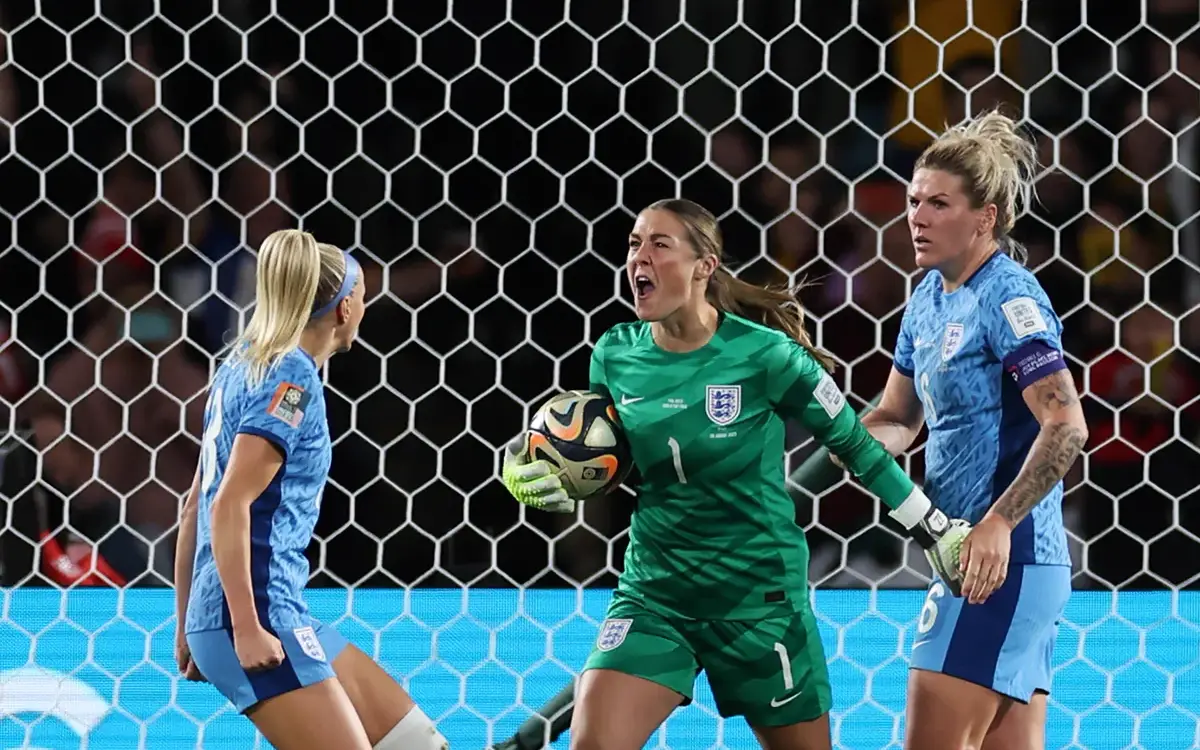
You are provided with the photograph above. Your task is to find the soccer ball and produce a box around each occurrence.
[523,390,632,501]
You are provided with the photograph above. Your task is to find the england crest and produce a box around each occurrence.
[293,626,326,662]
[941,323,965,362]
[705,385,742,426]
[596,618,633,652]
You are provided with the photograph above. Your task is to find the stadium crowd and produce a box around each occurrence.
[0,0,1196,594]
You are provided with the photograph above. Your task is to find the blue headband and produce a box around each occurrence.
[312,251,361,319]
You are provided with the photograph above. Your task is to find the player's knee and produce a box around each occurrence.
[372,706,448,750]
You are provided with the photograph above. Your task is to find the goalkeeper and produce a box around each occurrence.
[499,198,969,750]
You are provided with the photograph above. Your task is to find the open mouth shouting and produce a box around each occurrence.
[633,270,656,302]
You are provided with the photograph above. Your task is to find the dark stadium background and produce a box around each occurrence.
[0,0,1196,596]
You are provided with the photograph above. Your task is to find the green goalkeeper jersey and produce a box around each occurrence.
[589,313,916,621]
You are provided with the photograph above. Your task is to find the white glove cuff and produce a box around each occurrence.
[888,487,932,530]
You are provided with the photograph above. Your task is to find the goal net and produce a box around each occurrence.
[0,1,1197,748]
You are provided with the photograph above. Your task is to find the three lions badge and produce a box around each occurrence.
[596,619,632,651]
[705,385,741,426]
[941,323,965,362]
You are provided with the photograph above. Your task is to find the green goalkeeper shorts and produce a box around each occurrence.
[582,590,833,727]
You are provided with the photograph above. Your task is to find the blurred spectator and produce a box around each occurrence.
[758,130,823,277]
[1082,304,1199,587]
[710,123,757,181]
[120,41,258,356]
[1076,199,1169,318]
[886,0,1021,154]
[0,0,1196,595]
[942,54,1016,126]
[20,243,206,585]
[1088,306,1197,468]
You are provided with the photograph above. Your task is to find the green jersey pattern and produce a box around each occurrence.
[590,313,915,621]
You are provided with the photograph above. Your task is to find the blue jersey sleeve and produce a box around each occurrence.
[237,359,319,459]
[983,270,1069,391]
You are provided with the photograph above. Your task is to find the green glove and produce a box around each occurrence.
[501,437,576,513]
[922,518,971,597]
[886,487,971,597]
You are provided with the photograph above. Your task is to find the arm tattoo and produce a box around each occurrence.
[992,370,1087,528]
[1033,368,1080,411]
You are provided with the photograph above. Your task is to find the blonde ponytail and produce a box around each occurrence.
[707,267,836,372]
[916,106,1040,263]
[232,229,322,387]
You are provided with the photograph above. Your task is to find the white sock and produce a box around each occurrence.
[373,706,449,750]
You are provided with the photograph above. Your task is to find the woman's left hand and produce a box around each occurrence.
[958,513,1012,605]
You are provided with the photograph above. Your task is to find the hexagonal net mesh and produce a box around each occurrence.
[0,1,1197,748]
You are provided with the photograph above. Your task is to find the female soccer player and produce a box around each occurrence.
[503,199,969,750]
[861,109,1087,750]
[172,229,449,750]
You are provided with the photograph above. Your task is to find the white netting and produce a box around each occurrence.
[0,2,1198,749]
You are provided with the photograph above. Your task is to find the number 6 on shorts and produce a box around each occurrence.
[918,581,945,635]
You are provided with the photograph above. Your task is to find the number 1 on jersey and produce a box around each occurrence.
[667,436,687,484]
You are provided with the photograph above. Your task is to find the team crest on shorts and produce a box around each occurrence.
[941,323,965,362]
[596,618,633,651]
[293,626,326,662]
[705,385,741,426]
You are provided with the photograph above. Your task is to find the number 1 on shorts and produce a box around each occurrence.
[773,642,794,691]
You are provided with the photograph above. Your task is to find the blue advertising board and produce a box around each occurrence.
[0,588,1197,749]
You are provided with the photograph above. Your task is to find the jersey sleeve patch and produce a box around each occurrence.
[813,372,845,419]
[1001,297,1048,340]
[266,382,311,428]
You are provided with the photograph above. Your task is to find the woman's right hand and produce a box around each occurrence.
[175,628,206,682]
[501,437,575,513]
[233,624,285,672]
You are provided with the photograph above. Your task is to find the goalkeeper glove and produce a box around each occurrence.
[887,488,971,597]
[501,437,576,514]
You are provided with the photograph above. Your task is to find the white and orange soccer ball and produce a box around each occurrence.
[522,390,633,501]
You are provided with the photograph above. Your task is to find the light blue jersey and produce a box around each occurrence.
[185,348,331,635]
[896,251,1074,703]
[893,251,1070,566]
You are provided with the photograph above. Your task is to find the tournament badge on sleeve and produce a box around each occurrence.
[595,618,633,652]
[268,382,311,428]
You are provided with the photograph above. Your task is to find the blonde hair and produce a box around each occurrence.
[232,229,348,386]
[915,107,1040,263]
[645,198,836,372]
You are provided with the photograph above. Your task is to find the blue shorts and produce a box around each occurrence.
[910,564,1070,702]
[187,621,349,713]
